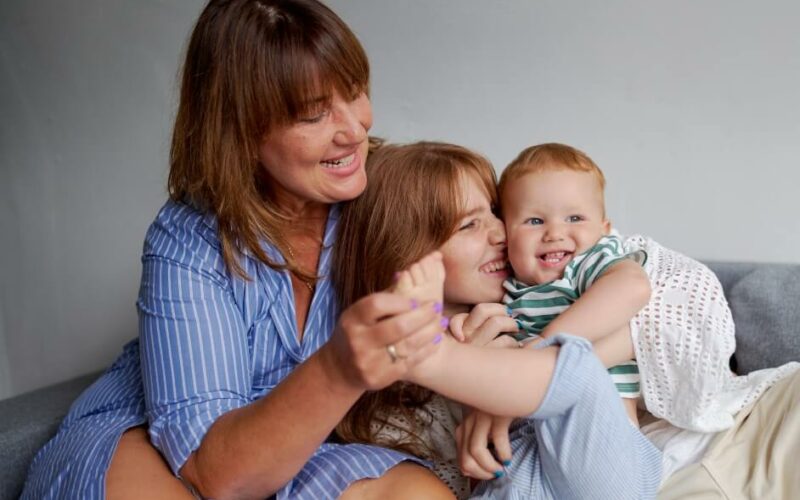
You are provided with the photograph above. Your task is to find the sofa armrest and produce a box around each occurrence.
[0,372,99,500]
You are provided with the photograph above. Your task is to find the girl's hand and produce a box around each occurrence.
[449,303,518,347]
[455,408,513,480]
[322,291,445,391]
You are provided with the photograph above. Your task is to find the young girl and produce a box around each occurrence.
[334,141,662,499]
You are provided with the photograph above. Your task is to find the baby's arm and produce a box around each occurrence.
[594,325,640,425]
[542,262,649,427]
[592,324,636,367]
[540,259,650,341]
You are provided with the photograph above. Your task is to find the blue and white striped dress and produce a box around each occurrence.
[22,200,422,499]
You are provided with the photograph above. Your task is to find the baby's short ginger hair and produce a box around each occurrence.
[498,142,607,212]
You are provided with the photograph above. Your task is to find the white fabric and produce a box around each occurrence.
[639,410,717,484]
[624,234,799,432]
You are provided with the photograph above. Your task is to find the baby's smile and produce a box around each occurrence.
[537,250,574,269]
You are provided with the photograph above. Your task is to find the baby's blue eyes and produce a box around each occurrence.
[524,215,583,225]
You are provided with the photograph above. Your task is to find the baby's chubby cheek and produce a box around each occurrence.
[506,239,533,282]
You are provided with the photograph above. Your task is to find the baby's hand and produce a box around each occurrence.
[392,251,445,306]
[451,303,519,347]
[448,313,470,341]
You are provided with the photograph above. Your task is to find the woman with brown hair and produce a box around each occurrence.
[333,141,663,499]
[21,1,452,499]
[334,141,515,497]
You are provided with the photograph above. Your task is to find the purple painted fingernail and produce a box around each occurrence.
[410,299,418,309]
[506,306,513,316]
[440,317,449,329]
[433,302,443,313]
[433,334,443,344]
[493,470,505,479]
[502,459,512,466]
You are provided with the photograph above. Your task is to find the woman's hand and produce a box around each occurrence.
[455,408,513,480]
[322,291,445,391]
[449,303,518,347]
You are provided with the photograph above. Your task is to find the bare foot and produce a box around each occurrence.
[391,251,447,384]
[393,251,445,306]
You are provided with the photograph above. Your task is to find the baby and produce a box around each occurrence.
[499,143,651,425]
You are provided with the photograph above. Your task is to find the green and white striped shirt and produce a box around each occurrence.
[504,234,647,397]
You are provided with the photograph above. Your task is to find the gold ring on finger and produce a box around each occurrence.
[386,344,406,363]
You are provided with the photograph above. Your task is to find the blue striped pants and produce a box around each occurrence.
[471,334,662,500]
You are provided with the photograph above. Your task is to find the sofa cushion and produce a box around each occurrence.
[707,262,800,374]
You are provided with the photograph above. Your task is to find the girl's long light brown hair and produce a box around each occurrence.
[334,141,498,457]
[169,0,369,279]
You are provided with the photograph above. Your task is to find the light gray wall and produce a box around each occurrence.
[1,0,798,399]
[0,308,9,398]
[0,0,203,399]
[331,0,800,262]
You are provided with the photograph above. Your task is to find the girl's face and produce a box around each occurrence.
[258,91,373,212]
[440,173,509,312]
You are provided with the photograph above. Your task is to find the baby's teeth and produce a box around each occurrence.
[543,252,567,263]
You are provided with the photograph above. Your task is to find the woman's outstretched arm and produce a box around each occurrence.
[406,337,560,417]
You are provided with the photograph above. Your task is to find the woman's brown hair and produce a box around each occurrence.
[169,0,369,279]
[334,141,497,457]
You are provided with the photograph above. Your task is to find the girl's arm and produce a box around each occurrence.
[407,337,560,417]
[409,302,637,418]
[540,260,650,341]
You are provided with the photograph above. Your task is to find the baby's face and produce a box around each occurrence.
[502,169,610,285]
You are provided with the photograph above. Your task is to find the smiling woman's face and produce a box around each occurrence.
[440,172,509,311]
[258,91,373,211]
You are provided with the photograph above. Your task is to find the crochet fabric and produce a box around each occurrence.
[625,234,799,432]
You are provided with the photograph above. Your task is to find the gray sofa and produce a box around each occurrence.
[1,262,799,500]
